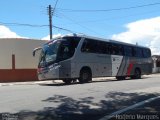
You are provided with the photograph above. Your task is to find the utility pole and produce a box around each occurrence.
[48,5,53,40]
[47,1,59,40]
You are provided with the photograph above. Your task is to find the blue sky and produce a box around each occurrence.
[0,0,160,54]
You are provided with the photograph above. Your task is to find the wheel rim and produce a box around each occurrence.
[79,69,92,83]
[135,69,140,78]
[82,72,89,80]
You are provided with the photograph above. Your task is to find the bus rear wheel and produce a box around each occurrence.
[116,76,125,80]
[62,79,73,84]
[79,69,92,83]
[131,68,141,79]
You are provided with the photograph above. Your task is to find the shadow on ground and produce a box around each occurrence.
[0,91,159,120]
[39,76,151,87]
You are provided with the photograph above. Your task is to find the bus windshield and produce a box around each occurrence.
[38,37,80,68]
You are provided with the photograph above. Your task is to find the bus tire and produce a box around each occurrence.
[79,68,92,83]
[132,68,141,79]
[62,79,72,84]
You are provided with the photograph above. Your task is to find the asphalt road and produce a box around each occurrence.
[0,74,160,120]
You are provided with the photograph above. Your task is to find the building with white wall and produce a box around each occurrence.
[152,55,160,73]
[0,38,46,82]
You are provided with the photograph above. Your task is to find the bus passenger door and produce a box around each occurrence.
[111,55,123,76]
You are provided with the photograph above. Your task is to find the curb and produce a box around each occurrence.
[0,80,58,86]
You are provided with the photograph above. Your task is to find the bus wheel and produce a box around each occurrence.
[62,79,72,84]
[116,76,125,80]
[132,68,141,79]
[79,69,92,83]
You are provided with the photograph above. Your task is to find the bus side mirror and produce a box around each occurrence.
[33,47,42,57]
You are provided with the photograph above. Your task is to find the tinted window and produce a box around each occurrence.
[63,37,80,48]
[81,39,98,53]
[133,47,143,57]
[138,48,143,57]
[97,41,110,54]
[143,48,151,58]
[57,37,80,61]
[111,44,124,55]
[124,46,132,57]
[124,46,151,58]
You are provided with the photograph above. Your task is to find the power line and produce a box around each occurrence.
[58,9,160,25]
[0,22,48,27]
[53,0,59,15]
[0,21,77,33]
[58,12,105,36]
[52,25,75,33]
[57,2,160,12]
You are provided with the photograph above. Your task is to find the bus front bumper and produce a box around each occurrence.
[38,64,61,80]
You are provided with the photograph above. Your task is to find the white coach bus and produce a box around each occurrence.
[33,34,152,84]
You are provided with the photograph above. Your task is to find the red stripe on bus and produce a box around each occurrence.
[127,62,134,76]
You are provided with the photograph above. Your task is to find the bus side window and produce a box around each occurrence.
[119,45,124,55]
[81,39,97,53]
[148,49,151,57]
[111,44,123,55]
[81,39,89,52]
[97,41,110,54]
[124,46,132,57]
[132,47,141,57]
[132,47,136,57]
[134,48,143,57]
[143,48,151,58]
[111,44,117,55]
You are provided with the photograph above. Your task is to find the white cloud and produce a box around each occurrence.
[41,34,62,40]
[0,25,23,38]
[112,16,160,55]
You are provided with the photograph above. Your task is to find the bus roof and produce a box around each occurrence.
[49,33,149,49]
